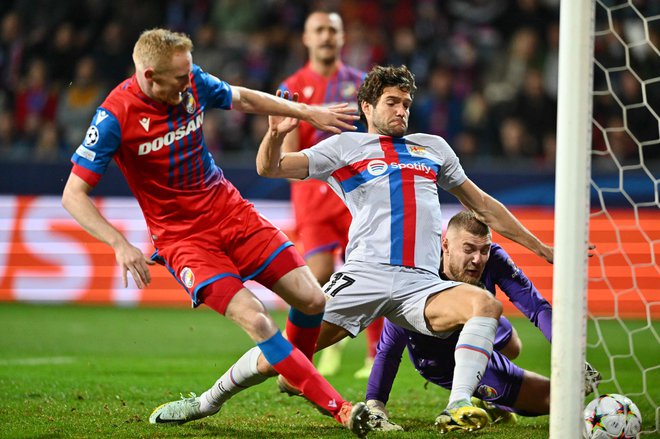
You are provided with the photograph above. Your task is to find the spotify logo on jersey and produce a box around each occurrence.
[367,160,389,176]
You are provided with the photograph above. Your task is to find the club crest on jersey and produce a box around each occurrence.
[184,92,196,114]
[407,145,427,156]
[180,267,195,289]
[477,385,498,399]
[302,86,314,99]
[83,125,99,147]
[341,82,357,98]
[367,159,389,176]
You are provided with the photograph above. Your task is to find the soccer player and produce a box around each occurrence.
[278,11,383,379]
[364,211,602,431]
[61,28,372,437]
[192,65,554,434]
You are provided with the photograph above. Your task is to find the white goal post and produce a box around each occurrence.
[550,0,595,438]
[552,1,660,437]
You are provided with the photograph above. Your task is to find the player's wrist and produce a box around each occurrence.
[297,102,311,121]
[268,129,287,142]
[108,233,130,252]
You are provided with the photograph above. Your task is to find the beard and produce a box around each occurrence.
[314,44,338,62]
[373,118,407,137]
[447,262,482,285]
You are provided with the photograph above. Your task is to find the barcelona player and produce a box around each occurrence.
[277,11,383,379]
[61,28,372,437]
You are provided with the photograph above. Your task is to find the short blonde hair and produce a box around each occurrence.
[447,211,491,239]
[132,28,193,72]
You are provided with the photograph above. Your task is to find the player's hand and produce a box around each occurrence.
[304,101,359,134]
[269,90,301,136]
[366,400,404,431]
[539,244,595,264]
[366,400,390,419]
[539,243,554,264]
[114,241,155,288]
[588,244,596,257]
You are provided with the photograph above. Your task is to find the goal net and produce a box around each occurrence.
[551,0,659,437]
[588,0,659,436]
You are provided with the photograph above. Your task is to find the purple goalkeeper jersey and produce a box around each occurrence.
[479,243,552,342]
[366,242,552,404]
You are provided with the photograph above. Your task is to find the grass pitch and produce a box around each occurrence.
[0,303,657,438]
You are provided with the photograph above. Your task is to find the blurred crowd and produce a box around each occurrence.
[0,0,658,170]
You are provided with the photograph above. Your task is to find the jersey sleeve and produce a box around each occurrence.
[300,134,344,181]
[196,65,232,110]
[365,320,408,405]
[70,107,121,187]
[434,136,467,190]
[490,244,553,342]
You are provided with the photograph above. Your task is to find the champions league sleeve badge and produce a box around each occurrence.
[84,125,99,147]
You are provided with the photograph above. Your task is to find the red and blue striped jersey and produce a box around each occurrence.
[278,63,365,230]
[302,132,467,273]
[70,65,233,245]
[278,62,365,149]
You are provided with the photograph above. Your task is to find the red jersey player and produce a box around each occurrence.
[278,11,383,379]
[61,28,372,437]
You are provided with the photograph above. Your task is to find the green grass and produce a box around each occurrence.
[0,303,657,438]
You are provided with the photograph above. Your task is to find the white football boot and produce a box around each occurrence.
[149,392,219,425]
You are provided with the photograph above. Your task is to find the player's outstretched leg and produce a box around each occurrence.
[149,347,266,425]
[434,399,490,433]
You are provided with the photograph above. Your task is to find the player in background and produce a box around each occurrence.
[61,28,373,437]
[278,10,383,379]
[194,65,553,434]
[364,211,601,430]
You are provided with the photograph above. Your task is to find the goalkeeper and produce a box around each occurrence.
[365,211,601,430]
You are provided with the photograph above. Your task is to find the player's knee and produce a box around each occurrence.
[473,290,502,318]
[501,336,522,359]
[314,268,334,286]
[296,291,326,315]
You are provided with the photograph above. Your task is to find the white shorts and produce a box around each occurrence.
[322,261,462,337]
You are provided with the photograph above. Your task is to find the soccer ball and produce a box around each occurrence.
[583,394,642,438]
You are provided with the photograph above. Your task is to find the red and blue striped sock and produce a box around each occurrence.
[258,331,346,421]
[285,308,323,360]
[450,316,498,405]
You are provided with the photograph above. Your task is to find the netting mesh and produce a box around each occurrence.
[588,0,659,435]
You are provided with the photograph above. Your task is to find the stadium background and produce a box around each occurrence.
[0,0,658,318]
